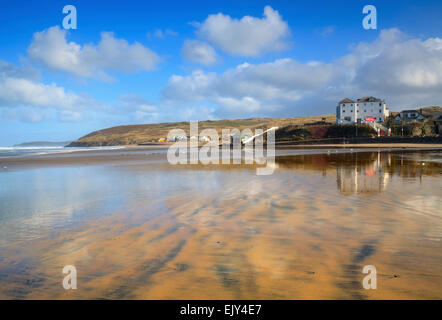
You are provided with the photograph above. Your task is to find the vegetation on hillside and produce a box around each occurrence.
[276,124,377,141]
[385,106,441,137]
[68,115,336,146]
[67,106,441,147]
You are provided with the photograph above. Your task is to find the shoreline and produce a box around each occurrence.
[0,144,441,171]
[276,143,442,149]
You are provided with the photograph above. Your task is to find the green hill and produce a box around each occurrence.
[67,106,441,147]
[67,114,336,147]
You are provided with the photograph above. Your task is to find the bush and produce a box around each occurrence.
[275,125,311,141]
[276,124,376,140]
[325,124,376,138]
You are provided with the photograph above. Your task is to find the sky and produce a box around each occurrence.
[0,0,441,145]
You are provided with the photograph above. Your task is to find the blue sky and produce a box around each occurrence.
[0,0,441,145]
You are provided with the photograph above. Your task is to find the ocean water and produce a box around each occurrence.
[0,146,125,157]
[0,150,441,299]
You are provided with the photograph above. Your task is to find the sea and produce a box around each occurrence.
[0,146,125,157]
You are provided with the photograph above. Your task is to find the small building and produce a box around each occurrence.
[336,96,390,124]
[394,110,426,124]
[168,136,187,142]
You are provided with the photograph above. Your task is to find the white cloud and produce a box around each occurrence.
[350,29,442,90]
[196,5,290,56]
[0,59,39,81]
[163,70,217,102]
[115,94,216,123]
[0,59,101,122]
[28,26,160,80]
[0,77,90,110]
[118,94,158,122]
[216,96,262,112]
[162,28,442,117]
[162,59,337,116]
[182,40,219,66]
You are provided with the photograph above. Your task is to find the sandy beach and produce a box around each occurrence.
[0,147,441,299]
[1,143,441,169]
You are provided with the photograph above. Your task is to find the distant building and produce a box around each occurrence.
[394,110,426,124]
[336,96,390,124]
[168,136,187,142]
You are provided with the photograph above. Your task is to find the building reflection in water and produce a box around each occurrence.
[336,152,391,194]
[275,150,441,194]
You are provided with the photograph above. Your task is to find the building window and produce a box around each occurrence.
[379,109,382,113]
[343,110,345,113]
[351,110,353,112]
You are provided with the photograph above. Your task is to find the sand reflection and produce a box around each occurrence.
[0,151,441,299]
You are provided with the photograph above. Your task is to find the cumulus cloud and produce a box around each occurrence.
[115,94,216,123]
[118,94,158,122]
[0,77,92,110]
[181,40,219,66]
[0,59,39,81]
[350,29,442,91]
[28,26,160,80]
[162,28,442,117]
[0,59,101,122]
[196,5,290,56]
[162,59,337,116]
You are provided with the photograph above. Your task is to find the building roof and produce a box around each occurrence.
[357,96,381,102]
[401,109,419,113]
[339,98,354,104]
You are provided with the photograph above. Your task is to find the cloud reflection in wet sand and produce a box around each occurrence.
[0,151,441,299]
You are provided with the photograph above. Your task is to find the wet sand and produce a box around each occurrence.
[1,144,441,170]
[0,149,441,299]
[277,143,442,149]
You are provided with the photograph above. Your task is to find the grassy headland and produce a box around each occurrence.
[67,114,336,146]
[67,106,442,147]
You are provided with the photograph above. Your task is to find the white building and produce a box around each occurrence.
[336,96,390,124]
